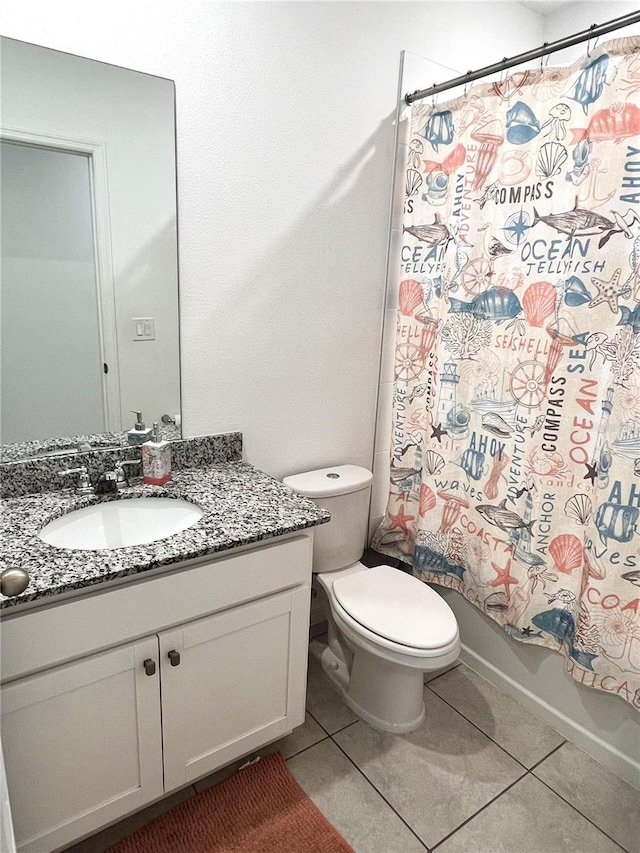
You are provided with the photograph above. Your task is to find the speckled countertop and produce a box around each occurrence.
[1,462,330,611]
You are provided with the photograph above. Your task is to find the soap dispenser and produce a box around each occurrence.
[142,423,172,485]
[128,410,153,445]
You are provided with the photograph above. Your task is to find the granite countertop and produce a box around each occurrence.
[0,461,330,611]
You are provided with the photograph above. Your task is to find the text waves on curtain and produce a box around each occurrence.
[373,36,640,711]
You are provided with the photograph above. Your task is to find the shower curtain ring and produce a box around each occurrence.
[540,45,549,73]
[499,59,508,85]
[463,72,472,96]
[587,24,598,56]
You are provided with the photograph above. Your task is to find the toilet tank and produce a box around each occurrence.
[283,465,373,572]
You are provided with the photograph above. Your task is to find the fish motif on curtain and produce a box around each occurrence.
[373,37,640,711]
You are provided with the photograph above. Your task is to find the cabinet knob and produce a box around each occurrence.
[168,649,181,667]
[0,568,30,597]
[143,658,156,676]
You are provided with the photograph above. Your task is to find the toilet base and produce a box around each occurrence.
[317,642,426,734]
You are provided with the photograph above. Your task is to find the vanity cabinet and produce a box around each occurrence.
[1,534,312,853]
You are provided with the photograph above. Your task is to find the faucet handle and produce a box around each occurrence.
[58,466,93,495]
[115,459,140,488]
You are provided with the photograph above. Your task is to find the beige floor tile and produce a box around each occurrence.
[534,742,640,853]
[288,738,427,853]
[63,785,196,852]
[436,774,623,853]
[334,688,525,849]
[428,664,565,768]
[306,642,359,734]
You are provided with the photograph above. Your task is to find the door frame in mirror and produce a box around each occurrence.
[2,125,122,432]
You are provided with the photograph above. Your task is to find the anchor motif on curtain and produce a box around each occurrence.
[373,36,640,711]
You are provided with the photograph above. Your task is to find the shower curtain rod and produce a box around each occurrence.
[405,10,640,104]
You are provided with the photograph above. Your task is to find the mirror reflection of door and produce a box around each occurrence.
[1,140,117,442]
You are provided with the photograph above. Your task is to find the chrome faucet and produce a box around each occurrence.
[58,466,94,496]
[115,459,140,489]
[94,470,118,495]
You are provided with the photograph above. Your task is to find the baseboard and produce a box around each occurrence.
[458,643,640,790]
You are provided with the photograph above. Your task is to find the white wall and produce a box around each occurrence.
[543,1,640,48]
[0,0,543,479]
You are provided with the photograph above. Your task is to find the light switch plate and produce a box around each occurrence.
[132,317,155,341]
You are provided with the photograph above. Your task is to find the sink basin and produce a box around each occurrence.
[39,498,204,550]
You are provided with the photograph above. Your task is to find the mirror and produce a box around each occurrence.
[0,37,181,454]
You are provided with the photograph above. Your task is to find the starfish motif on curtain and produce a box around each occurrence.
[588,268,624,313]
[387,504,415,534]
[431,423,447,443]
[490,558,519,598]
[583,462,598,483]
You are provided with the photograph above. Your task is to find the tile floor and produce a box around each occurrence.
[67,652,639,853]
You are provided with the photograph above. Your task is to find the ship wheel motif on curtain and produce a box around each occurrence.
[394,321,438,382]
[509,360,546,410]
[461,258,493,295]
[395,343,425,381]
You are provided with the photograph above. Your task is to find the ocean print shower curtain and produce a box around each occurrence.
[372,36,640,711]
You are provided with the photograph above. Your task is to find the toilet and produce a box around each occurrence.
[283,464,460,734]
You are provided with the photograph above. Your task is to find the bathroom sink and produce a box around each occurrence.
[39,498,204,550]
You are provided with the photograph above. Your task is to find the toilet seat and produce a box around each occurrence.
[329,565,459,658]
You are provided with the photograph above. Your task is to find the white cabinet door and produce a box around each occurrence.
[160,586,310,791]
[1,636,163,853]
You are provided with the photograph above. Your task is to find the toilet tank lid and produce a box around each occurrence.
[283,465,373,498]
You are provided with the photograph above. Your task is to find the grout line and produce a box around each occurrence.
[527,739,567,772]
[423,662,461,686]
[430,771,529,851]
[329,737,431,852]
[325,718,360,737]
[530,773,630,852]
[305,706,331,736]
[284,734,329,762]
[305,705,358,739]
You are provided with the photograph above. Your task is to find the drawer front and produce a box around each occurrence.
[1,534,312,682]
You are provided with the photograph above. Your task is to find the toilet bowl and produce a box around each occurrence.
[283,465,461,733]
[314,561,460,732]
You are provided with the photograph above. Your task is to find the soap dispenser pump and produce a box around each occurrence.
[128,410,153,445]
[142,422,172,485]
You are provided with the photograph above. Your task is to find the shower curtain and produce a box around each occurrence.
[372,36,640,711]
